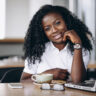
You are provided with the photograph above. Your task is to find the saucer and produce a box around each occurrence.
[51,80,66,84]
[33,80,66,87]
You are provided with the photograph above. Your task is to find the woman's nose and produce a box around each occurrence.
[52,26,58,33]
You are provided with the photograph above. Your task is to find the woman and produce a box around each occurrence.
[21,5,92,83]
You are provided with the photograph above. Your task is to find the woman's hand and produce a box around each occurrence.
[63,30,82,44]
[43,68,69,80]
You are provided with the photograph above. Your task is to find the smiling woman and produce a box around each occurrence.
[20,5,93,83]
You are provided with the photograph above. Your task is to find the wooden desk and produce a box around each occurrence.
[88,64,96,69]
[0,63,24,68]
[0,39,24,43]
[0,61,24,68]
[0,82,95,96]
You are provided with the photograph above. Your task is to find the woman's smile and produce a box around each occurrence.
[53,33,63,40]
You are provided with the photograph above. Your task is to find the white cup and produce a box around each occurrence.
[31,74,53,83]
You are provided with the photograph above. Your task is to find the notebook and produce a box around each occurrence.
[65,80,96,92]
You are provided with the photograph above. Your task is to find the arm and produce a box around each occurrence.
[71,48,87,83]
[21,59,37,83]
[42,68,69,80]
[63,30,87,83]
[20,72,32,83]
[20,69,69,82]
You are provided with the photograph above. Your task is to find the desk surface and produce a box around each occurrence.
[0,61,24,68]
[0,63,95,69]
[0,64,24,68]
[87,64,96,69]
[0,82,95,96]
[0,38,24,43]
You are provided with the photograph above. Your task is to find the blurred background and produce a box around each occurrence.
[0,0,96,82]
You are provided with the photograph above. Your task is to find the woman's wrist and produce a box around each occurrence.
[73,43,82,50]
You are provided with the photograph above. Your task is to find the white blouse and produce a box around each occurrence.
[23,42,90,74]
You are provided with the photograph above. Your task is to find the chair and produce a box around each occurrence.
[0,68,23,83]
[87,68,96,80]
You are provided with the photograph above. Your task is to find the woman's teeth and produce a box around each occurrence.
[54,34,62,39]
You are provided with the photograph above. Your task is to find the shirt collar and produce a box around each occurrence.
[49,41,68,52]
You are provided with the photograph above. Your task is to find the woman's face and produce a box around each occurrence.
[42,12,67,44]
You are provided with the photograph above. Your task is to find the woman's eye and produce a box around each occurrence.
[44,27,50,31]
[55,21,61,25]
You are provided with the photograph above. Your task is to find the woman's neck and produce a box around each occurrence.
[52,42,66,51]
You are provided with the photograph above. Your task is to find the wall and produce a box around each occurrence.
[53,0,69,9]
[0,0,6,39]
[5,0,30,38]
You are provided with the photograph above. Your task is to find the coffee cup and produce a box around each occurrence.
[31,74,53,83]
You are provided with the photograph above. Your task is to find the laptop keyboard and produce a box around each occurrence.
[74,80,95,87]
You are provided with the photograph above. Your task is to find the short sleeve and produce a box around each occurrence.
[23,59,38,74]
[82,49,90,69]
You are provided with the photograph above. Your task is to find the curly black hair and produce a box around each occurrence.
[24,5,93,64]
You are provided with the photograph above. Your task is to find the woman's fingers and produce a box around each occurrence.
[47,68,69,80]
[60,69,69,75]
[63,30,81,44]
[63,31,72,42]
[59,73,69,80]
[58,69,69,80]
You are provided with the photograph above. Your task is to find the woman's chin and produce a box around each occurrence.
[52,39,64,44]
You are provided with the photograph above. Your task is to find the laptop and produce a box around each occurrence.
[65,80,96,92]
